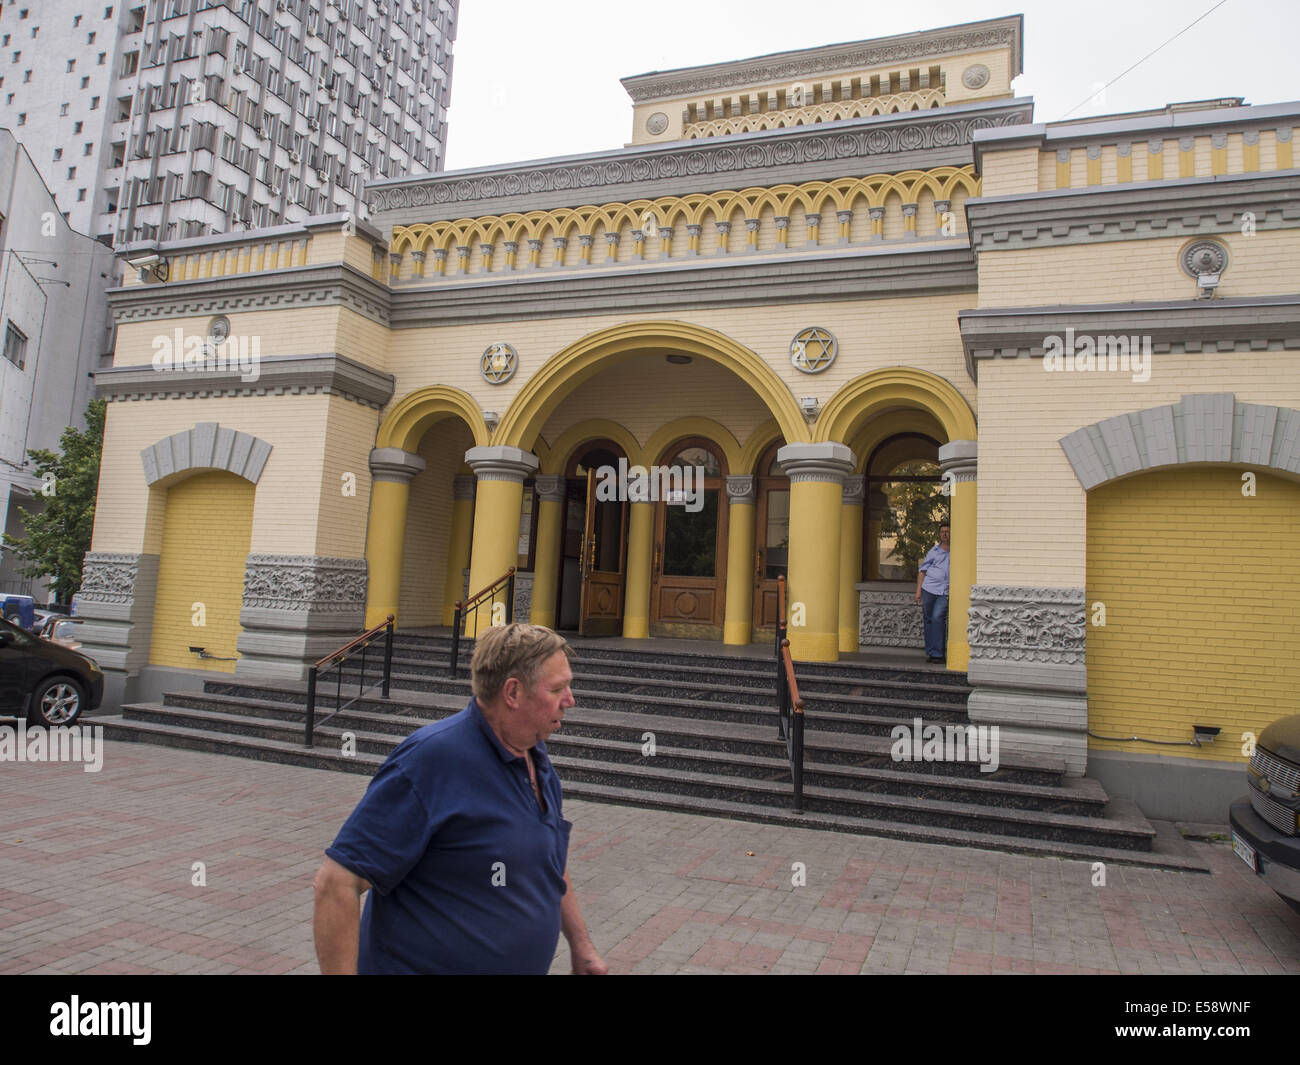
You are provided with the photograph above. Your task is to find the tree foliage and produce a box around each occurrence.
[879,459,949,578]
[2,399,105,604]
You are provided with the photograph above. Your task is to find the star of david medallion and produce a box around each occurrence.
[480,342,518,384]
[790,327,837,374]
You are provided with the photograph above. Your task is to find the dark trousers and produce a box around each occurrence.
[921,589,948,660]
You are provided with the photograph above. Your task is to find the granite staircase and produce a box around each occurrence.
[97,631,1206,870]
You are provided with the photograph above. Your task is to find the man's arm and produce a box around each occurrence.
[915,554,929,602]
[561,869,607,975]
[313,855,372,975]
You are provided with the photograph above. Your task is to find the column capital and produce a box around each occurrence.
[533,473,566,503]
[938,439,978,483]
[725,475,756,504]
[452,474,477,500]
[370,447,426,484]
[465,445,540,483]
[842,474,866,506]
[776,442,856,485]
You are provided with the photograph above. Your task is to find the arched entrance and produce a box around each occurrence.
[752,440,790,633]
[560,440,630,636]
[649,438,729,637]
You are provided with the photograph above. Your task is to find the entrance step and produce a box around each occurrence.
[95,630,1210,871]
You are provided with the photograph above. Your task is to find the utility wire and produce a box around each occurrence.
[1059,0,1232,119]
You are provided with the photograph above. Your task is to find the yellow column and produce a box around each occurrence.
[364,447,427,628]
[778,443,856,662]
[529,475,566,628]
[722,476,757,645]
[939,440,977,672]
[439,475,476,627]
[622,502,654,639]
[839,476,864,653]
[464,446,539,630]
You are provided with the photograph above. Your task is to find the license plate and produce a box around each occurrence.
[1232,831,1257,872]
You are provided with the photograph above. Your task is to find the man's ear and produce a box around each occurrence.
[501,675,522,707]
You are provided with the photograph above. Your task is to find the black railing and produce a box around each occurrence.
[774,575,805,813]
[304,614,394,747]
[449,567,515,677]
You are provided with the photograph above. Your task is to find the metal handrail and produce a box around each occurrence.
[304,614,394,747]
[449,567,516,677]
[774,575,805,813]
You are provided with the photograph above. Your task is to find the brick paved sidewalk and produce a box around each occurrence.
[1,740,1296,975]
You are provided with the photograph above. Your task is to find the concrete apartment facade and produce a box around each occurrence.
[0,129,114,600]
[0,0,457,244]
[76,15,1300,821]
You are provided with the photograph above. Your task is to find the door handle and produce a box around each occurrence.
[652,544,661,576]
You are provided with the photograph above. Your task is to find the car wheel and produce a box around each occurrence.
[27,676,85,727]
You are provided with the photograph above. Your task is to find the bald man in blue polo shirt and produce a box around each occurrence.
[312,624,606,975]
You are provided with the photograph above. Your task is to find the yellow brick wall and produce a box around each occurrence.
[397,416,475,625]
[981,147,1042,197]
[91,393,345,556]
[1086,466,1300,762]
[148,472,254,672]
[977,230,1300,307]
[976,354,1300,585]
[314,395,381,559]
[114,308,346,367]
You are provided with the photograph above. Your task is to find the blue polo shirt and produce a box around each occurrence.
[325,697,571,974]
[919,544,950,595]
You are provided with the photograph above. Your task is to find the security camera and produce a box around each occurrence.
[125,252,162,270]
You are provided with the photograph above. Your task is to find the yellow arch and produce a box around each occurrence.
[848,408,948,474]
[644,417,743,475]
[739,419,785,475]
[496,321,808,452]
[376,385,490,452]
[543,419,647,474]
[816,367,976,446]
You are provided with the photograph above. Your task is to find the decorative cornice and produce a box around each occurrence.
[967,584,1086,665]
[106,263,392,327]
[242,555,368,612]
[958,295,1300,381]
[1060,393,1300,491]
[965,170,1300,253]
[140,422,271,486]
[388,243,976,328]
[367,99,1031,222]
[775,442,856,485]
[465,445,539,483]
[370,447,427,484]
[619,17,1023,102]
[96,353,396,410]
[725,474,757,504]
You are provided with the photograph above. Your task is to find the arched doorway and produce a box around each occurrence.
[558,440,629,635]
[650,438,729,637]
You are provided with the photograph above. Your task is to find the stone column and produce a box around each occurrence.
[902,202,918,239]
[868,206,884,241]
[774,216,789,249]
[464,446,538,630]
[939,440,977,671]
[836,209,853,244]
[805,212,821,246]
[529,474,566,628]
[603,231,620,264]
[578,234,593,264]
[503,240,519,269]
[715,220,731,254]
[364,446,426,627]
[440,474,476,626]
[745,217,760,251]
[622,502,655,639]
[722,475,757,646]
[72,552,161,712]
[777,442,856,661]
[838,475,865,653]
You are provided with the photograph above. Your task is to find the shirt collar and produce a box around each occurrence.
[469,696,539,766]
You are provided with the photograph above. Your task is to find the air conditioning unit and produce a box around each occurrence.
[328,87,338,100]
[381,48,392,63]
[307,118,320,130]
[276,0,287,10]
[268,186,282,196]
[288,150,301,163]
[316,168,328,181]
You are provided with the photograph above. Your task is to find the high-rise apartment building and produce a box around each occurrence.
[0,0,457,245]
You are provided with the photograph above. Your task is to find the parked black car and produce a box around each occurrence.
[1230,714,1300,915]
[0,616,104,726]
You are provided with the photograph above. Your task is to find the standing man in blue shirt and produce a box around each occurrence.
[914,525,951,665]
[312,623,607,975]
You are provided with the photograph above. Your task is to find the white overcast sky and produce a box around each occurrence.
[443,0,1300,171]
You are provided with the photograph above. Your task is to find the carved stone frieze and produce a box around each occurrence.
[858,588,924,648]
[242,555,369,612]
[966,585,1086,664]
[77,553,144,604]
